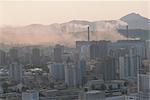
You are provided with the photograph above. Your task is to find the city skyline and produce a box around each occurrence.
[0,1,150,100]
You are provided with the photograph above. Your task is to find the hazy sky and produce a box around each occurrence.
[0,0,149,26]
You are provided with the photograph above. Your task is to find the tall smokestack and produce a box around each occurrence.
[126,25,128,39]
[88,26,90,42]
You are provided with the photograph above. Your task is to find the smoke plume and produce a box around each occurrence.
[0,20,127,47]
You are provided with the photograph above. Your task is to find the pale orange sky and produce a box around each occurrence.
[0,0,149,26]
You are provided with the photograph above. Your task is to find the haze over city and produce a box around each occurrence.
[0,1,150,100]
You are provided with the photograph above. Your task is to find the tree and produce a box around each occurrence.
[109,85,112,90]
[84,88,88,92]
[91,84,96,90]
[22,86,28,92]
[50,82,54,88]
[1,82,9,93]
[118,84,121,89]
[124,81,128,87]
[100,84,107,90]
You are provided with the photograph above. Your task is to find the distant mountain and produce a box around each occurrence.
[119,13,150,40]
[120,13,150,30]
[0,13,149,45]
[0,20,126,45]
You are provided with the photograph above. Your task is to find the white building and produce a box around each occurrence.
[0,85,3,94]
[65,63,81,87]
[9,62,23,83]
[146,40,150,59]
[106,95,138,100]
[79,90,105,100]
[118,51,141,81]
[138,73,150,100]
[47,62,65,81]
[22,90,39,100]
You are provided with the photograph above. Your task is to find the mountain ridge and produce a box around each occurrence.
[120,12,150,30]
[0,13,149,45]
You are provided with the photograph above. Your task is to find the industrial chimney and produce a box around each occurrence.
[88,26,90,42]
[126,25,128,39]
